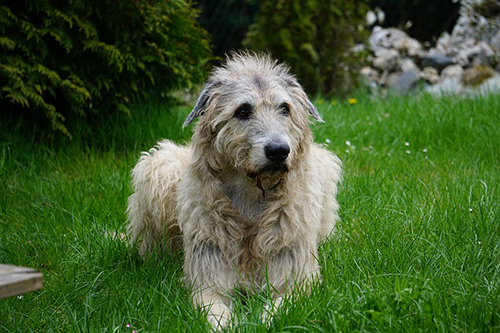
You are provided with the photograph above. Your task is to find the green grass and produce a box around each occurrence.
[1,93,499,332]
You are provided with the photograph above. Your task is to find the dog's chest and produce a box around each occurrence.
[221,174,265,220]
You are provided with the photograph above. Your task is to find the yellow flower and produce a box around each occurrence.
[317,99,324,105]
[348,98,357,105]
[331,100,337,106]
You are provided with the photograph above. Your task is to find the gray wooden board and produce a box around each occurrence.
[0,264,43,299]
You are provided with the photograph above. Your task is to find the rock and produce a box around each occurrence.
[372,49,400,71]
[421,67,440,84]
[426,77,463,96]
[360,66,380,82]
[420,53,454,72]
[475,75,500,95]
[400,58,419,74]
[491,30,500,53]
[366,11,377,26]
[451,0,500,44]
[431,0,499,69]
[389,70,419,95]
[462,66,496,87]
[369,26,422,56]
[427,74,500,97]
[363,1,500,95]
[386,72,402,87]
[441,65,464,80]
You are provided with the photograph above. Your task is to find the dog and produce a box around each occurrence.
[127,52,342,328]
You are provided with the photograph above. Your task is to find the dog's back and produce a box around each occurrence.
[127,140,191,256]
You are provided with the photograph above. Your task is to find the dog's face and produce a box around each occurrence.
[185,53,322,189]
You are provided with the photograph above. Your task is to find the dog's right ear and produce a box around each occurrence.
[183,81,221,129]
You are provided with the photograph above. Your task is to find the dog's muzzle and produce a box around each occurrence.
[264,143,290,164]
[247,163,288,192]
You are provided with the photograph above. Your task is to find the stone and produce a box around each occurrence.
[475,76,500,95]
[462,66,496,87]
[372,49,400,71]
[454,42,495,67]
[386,72,402,88]
[427,75,500,97]
[451,0,500,43]
[420,53,454,72]
[360,66,380,82]
[389,70,419,95]
[441,65,464,80]
[400,58,419,73]
[426,77,463,96]
[369,26,421,56]
[491,30,500,53]
[421,67,440,84]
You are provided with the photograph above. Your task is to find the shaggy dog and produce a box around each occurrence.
[127,53,342,327]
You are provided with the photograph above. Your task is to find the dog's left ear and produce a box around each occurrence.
[305,99,324,123]
[285,76,324,123]
[183,81,220,129]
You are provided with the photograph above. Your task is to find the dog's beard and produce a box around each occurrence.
[247,164,288,191]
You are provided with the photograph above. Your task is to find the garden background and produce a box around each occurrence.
[1,0,499,331]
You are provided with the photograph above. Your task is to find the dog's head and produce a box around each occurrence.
[184,52,322,190]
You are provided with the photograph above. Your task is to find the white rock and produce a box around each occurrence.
[421,67,440,84]
[426,74,500,97]
[366,11,377,26]
[400,58,419,73]
[369,26,422,55]
[426,77,463,96]
[372,49,400,71]
[441,65,464,80]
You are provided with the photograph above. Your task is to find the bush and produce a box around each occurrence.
[0,0,211,138]
[244,0,369,96]
[196,0,258,57]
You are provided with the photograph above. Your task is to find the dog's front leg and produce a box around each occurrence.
[262,243,320,320]
[185,241,237,329]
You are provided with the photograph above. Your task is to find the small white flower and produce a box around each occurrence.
[325,138,331,144]
[345,140,351,147]
[406,150,411,155]
[405,142,410,147]
[422,148,428,153]
[469,208,473,212]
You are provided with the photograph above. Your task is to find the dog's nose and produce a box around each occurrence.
[265,143,290,163]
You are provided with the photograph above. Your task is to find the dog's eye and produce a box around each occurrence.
[235,104,252,120]
[279,103,290,116]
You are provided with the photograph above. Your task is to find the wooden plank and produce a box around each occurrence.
[0,264,43,299]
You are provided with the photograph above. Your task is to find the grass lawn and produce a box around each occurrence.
[1,93,499,332]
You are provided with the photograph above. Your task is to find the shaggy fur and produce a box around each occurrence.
[127,53,342,328]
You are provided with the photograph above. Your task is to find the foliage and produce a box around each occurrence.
[196,0,258,57]
[0,0,211,138]
[244,0,369,96]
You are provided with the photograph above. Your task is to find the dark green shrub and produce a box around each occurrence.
[368,0,460,42]
[196,0,258,57]
[0,0,211,138]
[244,0,369,96]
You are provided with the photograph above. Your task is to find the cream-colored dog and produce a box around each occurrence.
[127,52,342,328]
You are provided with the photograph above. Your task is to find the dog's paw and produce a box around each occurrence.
[262,296,284,326]
[207,301,232,330]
